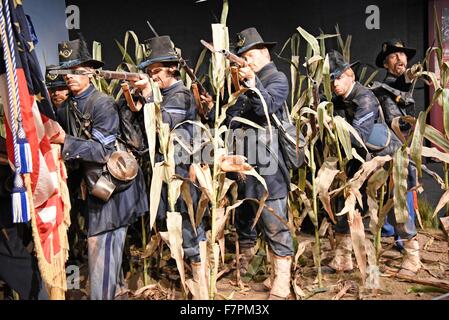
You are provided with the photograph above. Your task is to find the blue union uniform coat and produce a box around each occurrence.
[59,85,148,237]
[333,82,379,148]
[227,62,290,200]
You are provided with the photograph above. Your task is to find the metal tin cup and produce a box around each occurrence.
[91,174,116,202]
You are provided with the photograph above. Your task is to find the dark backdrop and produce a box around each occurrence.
[66,0,428,109]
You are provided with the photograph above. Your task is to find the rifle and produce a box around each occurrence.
[370,81,415,106]
[49,69,146,112]
[200,39,248,91]
[178,56,211,121]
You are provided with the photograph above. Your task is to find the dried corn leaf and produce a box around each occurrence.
[160,212,186,292]
[316,157,339,223]
[196,192,210,228]
[334,116,368,157]
[410,111,426,179]
[192,163,214,202]
[218,178,236,205]
[215,208,226,264]
[294,239,312,270]
[349,210,367,285]
[443,89,449,140]
[307,55,323,65]
[432,188,449,219]
[366,168,389,235]
[337,156,392,218]
[297,189,317,227]
[421,146,449,163]
[211,23,229,95]
[322,55,332,102]
[143,102,156,166]
[393,148,409,224]
[250,193,269,230]
[423,122,449,153]
[149,163,164,231]
[229,116,265,131]
[293,279,307,300]
[181,182,196,235]
[421,71,441,91]
[217,88,249,127]
[142,234,161,259]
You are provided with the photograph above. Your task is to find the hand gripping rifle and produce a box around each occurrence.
[49,69,146,112]
[200,40,248,91]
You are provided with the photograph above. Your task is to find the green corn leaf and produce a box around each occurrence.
[363,70,379,87]
[114,39,135,65]
[322,54,332,102]
[297,26,320,56]
[423,122,449,153]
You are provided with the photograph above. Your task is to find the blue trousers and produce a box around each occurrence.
[88,226,127,300]
[235,197,294,257]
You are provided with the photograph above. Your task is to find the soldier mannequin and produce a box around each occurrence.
[132,35,208,300]
[327,50,419,276]
[51,38,148,299]
[373,39,421,275]
[227,27,294,300]
[45,65,69,109]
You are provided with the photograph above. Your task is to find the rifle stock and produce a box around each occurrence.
[177,57,211,120]
[230,66,241,91]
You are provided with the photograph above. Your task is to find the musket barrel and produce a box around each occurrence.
[96,70,142,81]
[221,49,247,67]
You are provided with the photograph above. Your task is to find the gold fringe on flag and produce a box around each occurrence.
[25,144,71,300]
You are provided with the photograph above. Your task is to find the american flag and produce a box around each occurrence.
[0,0,69,295]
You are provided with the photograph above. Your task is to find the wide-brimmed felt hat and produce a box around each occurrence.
[235,27,276,55]
[328,50,359,80]
[375,39,416,68]
[45,65,67,89]
[57,38,104,70]
[138,35,179,70]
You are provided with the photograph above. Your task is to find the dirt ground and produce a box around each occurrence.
[59,229,448,301]
[214,231,449,301]
[1,228,447,300]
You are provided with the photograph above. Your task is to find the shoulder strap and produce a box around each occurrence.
[69,90,106,139]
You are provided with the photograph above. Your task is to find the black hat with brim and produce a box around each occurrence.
[45,65,67,89]
[328,50,359,80]
[138,35,179,70]
[57,38,104,70]
[235,27,276,55]
[375,39,416,68]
